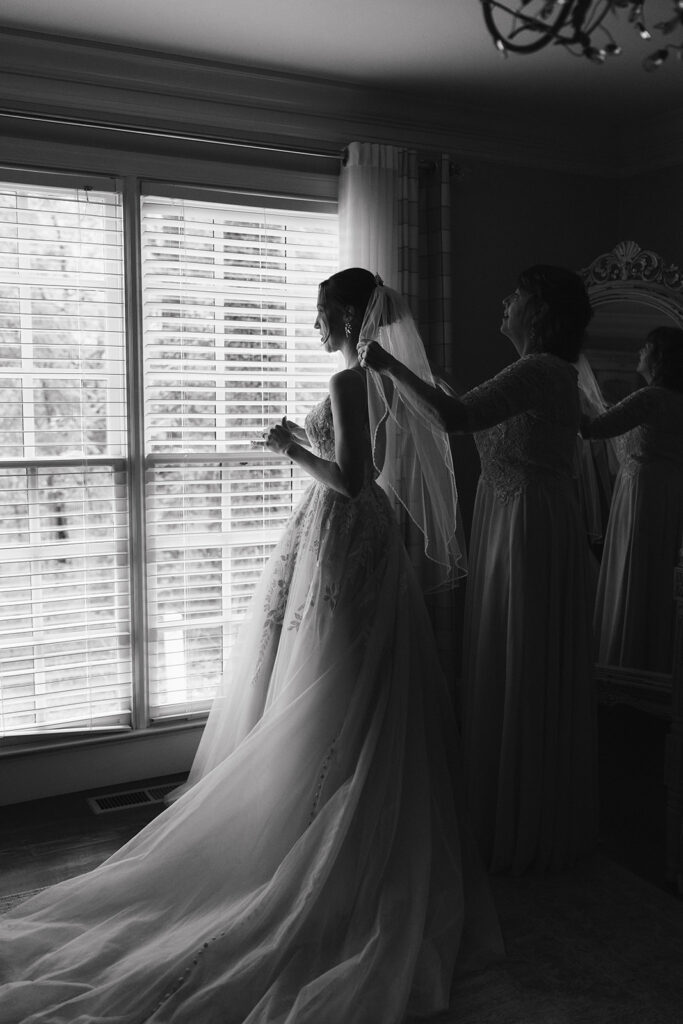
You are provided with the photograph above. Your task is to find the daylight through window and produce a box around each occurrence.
[0,177,338,737]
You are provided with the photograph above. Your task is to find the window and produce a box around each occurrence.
[0,179,129,736]
[141,193,338,718]
[0,176,338,738]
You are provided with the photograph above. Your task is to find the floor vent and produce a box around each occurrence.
[87,783,178,815]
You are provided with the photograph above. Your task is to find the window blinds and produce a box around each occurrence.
[0,180,130,735]
[141,195,338,717]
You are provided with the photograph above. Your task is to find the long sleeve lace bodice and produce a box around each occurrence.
[583,385,683,472]
[460,353,580,502]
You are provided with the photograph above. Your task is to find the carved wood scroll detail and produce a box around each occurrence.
[582,240,683,291]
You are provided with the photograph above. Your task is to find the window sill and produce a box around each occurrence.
[0,718,207,759]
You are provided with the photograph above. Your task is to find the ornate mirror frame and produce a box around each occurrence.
[582,239,683,322]
[579,241,683,894]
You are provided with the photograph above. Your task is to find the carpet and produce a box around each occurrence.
[444,854,683,1024]
[2,857,682,1023]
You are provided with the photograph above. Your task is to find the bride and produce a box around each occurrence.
[0,268,502,1024]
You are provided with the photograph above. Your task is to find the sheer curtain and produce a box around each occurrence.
[339,142,461,679]
[340,143,454,377]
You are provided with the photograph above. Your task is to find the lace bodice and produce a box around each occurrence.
[305,395,338,461]
[304,392,376,485]
[461,354,580,502]
[583,385,683,473]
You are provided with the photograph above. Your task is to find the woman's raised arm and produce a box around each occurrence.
[581,388,655,440]
[358,340,468,432]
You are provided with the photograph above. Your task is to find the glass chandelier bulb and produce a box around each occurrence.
[643,47,669,69]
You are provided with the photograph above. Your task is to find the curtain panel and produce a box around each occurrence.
[339,142,453,377]
[339,142,461,683]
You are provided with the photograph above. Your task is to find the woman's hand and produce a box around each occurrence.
[265,421,295,456]
[281,416,309,444]
[357,340,394,373]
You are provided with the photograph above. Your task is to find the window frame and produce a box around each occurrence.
[0,163,339,750]
[0,172,131,744]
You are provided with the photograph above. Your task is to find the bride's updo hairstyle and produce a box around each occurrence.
[644,326,683,392]
[320,267,377,320]
[320,267,399,330]
[518,265,593,363]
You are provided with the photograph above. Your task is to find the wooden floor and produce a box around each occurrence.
[0,704,672,900]
[0,720,678,1024]
[0,774,186,899]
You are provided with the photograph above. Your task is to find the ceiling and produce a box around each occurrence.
[0,0,681,123]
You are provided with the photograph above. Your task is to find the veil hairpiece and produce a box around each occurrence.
[360,283,467,591]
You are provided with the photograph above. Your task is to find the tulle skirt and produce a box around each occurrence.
[0,478,502,1024]
[594,460,683,673]
[460,475,598,875]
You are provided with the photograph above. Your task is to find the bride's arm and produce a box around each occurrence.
[359,341,468,432]
[266,371,367,498]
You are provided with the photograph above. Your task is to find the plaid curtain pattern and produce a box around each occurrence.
[339,143,460,684]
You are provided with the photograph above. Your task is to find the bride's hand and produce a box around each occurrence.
[281,415,306,441]
[357,340,393,373]
[265,422,295,456]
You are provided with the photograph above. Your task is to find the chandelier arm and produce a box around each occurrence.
[578,0,617,37]
[480,0,683,66]
[481,0,575,53]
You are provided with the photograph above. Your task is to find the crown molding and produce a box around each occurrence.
[0,28,628,176]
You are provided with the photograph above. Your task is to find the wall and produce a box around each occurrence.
[617,165,683,267]
[0,726,203,806]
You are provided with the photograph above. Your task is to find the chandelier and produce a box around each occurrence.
[480,0,683,69]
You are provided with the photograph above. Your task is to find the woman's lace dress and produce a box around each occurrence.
[587,385,683,673]
[0,392,502,1024]
[459,354,598,875]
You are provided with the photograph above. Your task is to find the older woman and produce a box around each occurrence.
[583,326,683,673]
[359,265,598,874]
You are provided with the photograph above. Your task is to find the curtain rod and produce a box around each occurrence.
[0,109,342,162]
[340,146,461,178]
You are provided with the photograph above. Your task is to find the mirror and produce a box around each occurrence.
[579,243,683,892]
[579,241,683,677]
[584,300,679,403]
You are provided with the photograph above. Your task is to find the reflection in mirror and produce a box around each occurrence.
[579,243,683,676]
[583,300,679,403]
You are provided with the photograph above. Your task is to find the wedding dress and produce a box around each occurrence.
[0,387,502,1023]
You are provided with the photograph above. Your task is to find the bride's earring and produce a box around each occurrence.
[344,317,353,339]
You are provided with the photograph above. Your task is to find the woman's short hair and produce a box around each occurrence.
[644,325,683,391]
[518,265,593,363]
